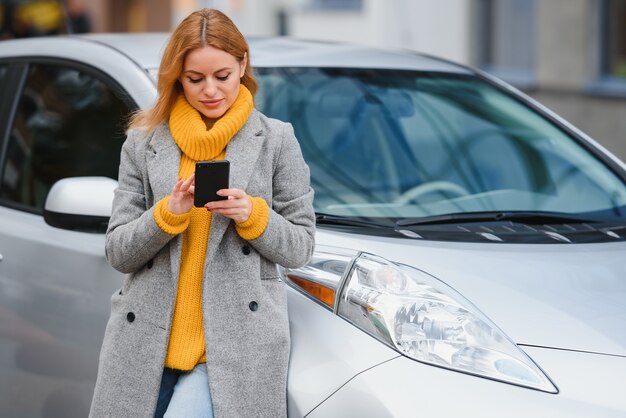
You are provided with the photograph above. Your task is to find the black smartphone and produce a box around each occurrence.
[194,160,230,207]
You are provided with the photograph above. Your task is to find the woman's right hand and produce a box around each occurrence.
[167,174,195,214]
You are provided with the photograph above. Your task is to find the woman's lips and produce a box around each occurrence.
[200,99,224,108]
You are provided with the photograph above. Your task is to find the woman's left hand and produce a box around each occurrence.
[205,188,252,224]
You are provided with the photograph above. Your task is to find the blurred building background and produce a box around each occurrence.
[2,0,626,161]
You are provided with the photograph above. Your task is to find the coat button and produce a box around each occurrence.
[147,259,154,269]
[242,245,251,255]
[248,301,258,311]
[127,312,135,322]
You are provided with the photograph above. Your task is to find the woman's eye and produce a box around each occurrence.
[217,74,230,81]
[188,78,202,84]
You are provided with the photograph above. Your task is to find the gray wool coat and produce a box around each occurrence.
[89,109,315,418]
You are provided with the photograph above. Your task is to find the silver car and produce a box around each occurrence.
[0,33,625,417]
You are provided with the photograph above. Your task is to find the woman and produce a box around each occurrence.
[89,8,315,418]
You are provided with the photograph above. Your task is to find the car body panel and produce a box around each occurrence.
[307,347,626,417]
[0,206,122,417]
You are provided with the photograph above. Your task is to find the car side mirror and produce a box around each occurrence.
[43,177,117,233]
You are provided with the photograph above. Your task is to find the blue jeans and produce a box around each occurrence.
[154,364,213,418]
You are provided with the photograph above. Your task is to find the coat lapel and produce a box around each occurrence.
[147,124,181,201]
[205,110,265,262]
[146,124,184,285]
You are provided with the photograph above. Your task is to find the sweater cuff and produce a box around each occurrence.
[153,196,190,235]
[236,196,269,240]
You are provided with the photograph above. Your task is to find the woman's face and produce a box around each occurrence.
[180,46,246,121]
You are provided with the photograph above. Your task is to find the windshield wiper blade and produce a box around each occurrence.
[315,213,394,229]
[396,211,597,228]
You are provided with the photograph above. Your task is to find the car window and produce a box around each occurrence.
[0,63,131,213]
[255,68,626,220]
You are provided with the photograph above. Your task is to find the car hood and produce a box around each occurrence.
[316,228,626,357]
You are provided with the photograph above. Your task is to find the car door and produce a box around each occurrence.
[0,59,133,417]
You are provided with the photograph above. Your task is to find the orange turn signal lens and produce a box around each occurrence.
[287,274,336,307]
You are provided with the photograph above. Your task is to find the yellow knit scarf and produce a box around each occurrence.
[169,84,254,160]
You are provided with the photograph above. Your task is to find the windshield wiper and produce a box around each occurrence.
[396,211,598,228]
[315,213,394,229]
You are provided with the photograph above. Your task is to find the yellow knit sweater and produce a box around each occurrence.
[153,86,269,370]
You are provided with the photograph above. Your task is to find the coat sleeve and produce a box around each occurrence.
[105,130,179,274]
[246,123,315,269]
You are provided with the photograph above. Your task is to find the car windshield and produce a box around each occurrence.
[255,68,626,221]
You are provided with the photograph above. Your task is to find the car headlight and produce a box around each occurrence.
[280,246,557,393]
